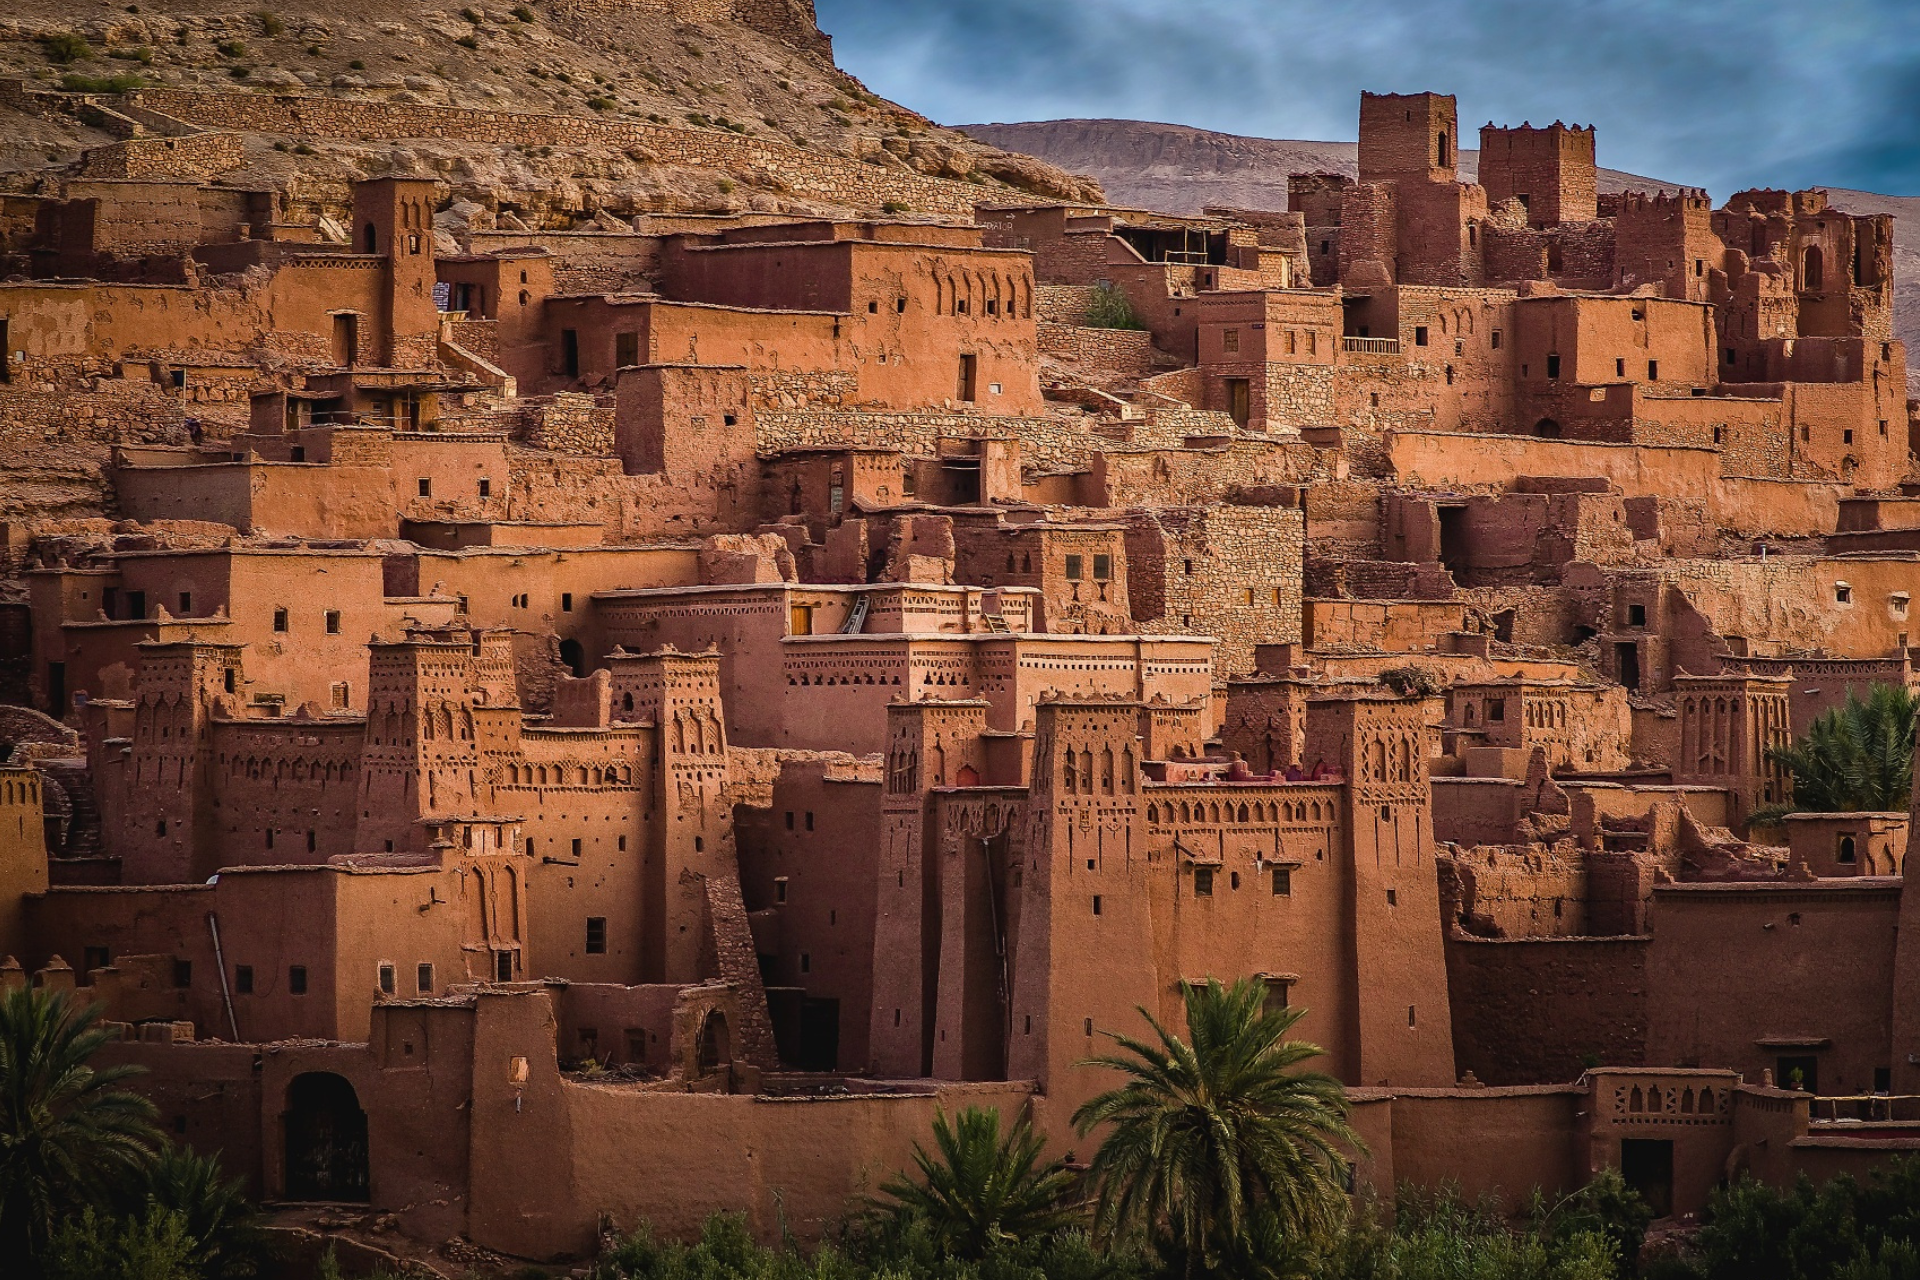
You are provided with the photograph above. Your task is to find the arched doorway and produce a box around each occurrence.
[283,1072,370,1201]
[1803,245,1825,291]
[558,638,585,678]
[1534,418,1562,438]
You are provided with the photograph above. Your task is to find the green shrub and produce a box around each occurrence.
[348,58,365,69]
[587,96,615,112]
[1084,282,1145,331]
[108,45,155,65]
[881,201,909,215]
[255,11,284,36]
[217,40,247,57]
[40,32,92,64]
[59,72,146,93]
[42,1206,200,1280]
[512,5,536,20]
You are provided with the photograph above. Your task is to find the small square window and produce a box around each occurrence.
[1092,894,1102,916]
[378,962,396,995]
[478,478,491,498]
[418,478,432,498]
[1836,584,1853,604]
[325,610,341,634]
[805,811,815,831]
[1272,867,1292,896]
[172,959,192,988]
[272,608,288,633]
[1647,360,1659,380]
[1628,603,1647,627]
[1092,553,1111,581]
[1491,330,1502,349]
[1413,325,1428,346]
[178,592,192,614]
[1064,554,1083,581]
[417,963,434,993]
[1194,867,1214,897]
[1223,328,1240,354]
[775,877,789,904]
[1386,888,1398,907]
[288,965,308,995]
[561,592,574,612]
[800,953,811,974]
[585,917,607,954]
[234,965,253,994]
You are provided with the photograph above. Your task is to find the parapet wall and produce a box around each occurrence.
[128,90,974,216]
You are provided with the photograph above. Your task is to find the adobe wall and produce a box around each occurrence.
[130,90,981,217]
[1037,322,1156,380]
[1446,935,1649,1086]
[1645,883,1898,1095]
[1386,1087,1586,1210]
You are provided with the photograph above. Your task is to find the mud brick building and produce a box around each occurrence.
[3,80,1920,1262]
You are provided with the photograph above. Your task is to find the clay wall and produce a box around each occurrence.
[1446,935,1648,1085]
[735,756,882,1070]
[1386,1088,1585,1209]
[1646,882,1897,1095]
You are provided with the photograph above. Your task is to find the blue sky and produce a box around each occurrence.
[812,0,1920,197]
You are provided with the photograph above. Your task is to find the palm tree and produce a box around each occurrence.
[875,1105,1079,1257]
[1074,978,1363,1278]
[0,986,161,1259]
[139,1145,265,1279]
[1756,683,1919,824]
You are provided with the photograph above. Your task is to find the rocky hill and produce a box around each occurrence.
[0,0,1101,225]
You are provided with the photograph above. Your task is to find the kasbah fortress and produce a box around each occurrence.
[3,0,1920,1264]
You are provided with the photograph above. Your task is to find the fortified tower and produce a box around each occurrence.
[1478,122,1598,227]
[113,638,242,884]
[1359,91,1459,184]
[350,176,441,368]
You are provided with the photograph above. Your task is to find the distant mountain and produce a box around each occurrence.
[954,118,1682,216]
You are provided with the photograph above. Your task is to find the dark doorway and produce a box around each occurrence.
[362,222,377,254]
[1436,506,1470,576]
[331,314,358,367]
[796,997,840,1072]
[1226,378,1251,428]
[0,319,9,383]
[1620,1138,1673,1218]
[1615,642,1641,692]
[283,1072,369,1201]
[1535,417,1561,438]
[697,1012,731,1075]
[558,638,585,678]
[1778,1054,1819,1093]
[957,354,979,403]
[561,328,580,378]
[46,662,65,716]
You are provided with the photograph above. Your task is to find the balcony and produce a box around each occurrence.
[1341,336,1401,355]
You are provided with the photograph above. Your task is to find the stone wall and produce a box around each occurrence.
[78,133,245,182]
[516,393,615,456]
[1037,322,1155,381]
[130,90,981,216]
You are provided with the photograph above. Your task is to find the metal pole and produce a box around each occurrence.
[206,911,240,1041]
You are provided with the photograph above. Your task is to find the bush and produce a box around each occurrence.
[455,34,480,49]
[40,33,92,64]
[348,59,365,69]
[881,201,909,215]
[42,1206,200,1280]
[108,45,155,65]
[59,72,146,93]
[512,4,536,19]
[587,97,616,112]
[255,11,284,36]
[1084,282,1145,331]
[217,40,247,58]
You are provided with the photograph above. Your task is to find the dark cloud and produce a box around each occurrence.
[813,0,1920,196]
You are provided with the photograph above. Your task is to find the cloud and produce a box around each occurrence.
[813,0,1920,196]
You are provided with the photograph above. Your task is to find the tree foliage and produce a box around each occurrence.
[1756,683,1919,824]
[1073,978,1363,1275]
[0,986,161,1260]
[874,1107,1078,1258]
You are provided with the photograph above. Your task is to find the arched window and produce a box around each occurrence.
[363,222,378,254]
[1803,245,1825,291]
[1838,835,1857,864]
[1436,129,1451,168]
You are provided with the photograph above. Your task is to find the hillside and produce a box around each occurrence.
[0,0,1101,224]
